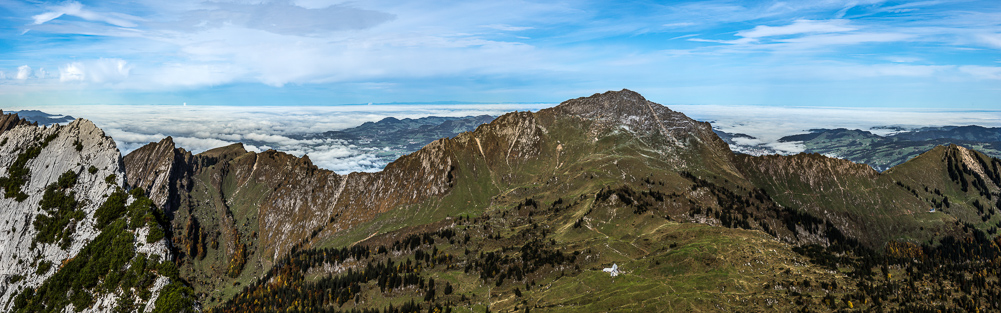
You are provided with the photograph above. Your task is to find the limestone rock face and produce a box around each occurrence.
[123,136,194,213]
[0,118,174,312]
[545,89,720,148]
[541,89,737,174]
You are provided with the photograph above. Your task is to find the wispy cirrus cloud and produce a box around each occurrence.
[736,19,857,41]
[662,22,695,28]
[482,24,534,31]
[688,19,908,49]
[32,1,141,27]
[166,1,395,35]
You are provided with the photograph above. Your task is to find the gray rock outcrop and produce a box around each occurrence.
[0,118,174,312]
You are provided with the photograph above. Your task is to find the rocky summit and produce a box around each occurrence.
[2,90,1001,312]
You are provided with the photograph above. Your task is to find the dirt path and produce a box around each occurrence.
[351,231,379,247]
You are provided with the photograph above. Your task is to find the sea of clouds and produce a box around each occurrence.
[6,103,999,173]
[15,103,546,173]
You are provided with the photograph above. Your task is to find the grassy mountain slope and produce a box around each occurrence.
[735,152,954,246]
[885,145,1001,234]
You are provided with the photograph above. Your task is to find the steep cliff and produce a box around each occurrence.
[0,117,187,312]
[0,119,125,306]
[123,136,194,214]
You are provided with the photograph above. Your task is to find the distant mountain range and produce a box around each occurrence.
[2,92,1000,312]
[717,125,1001,171]
[294,115,496,167]
[5,110,75,125]
[303,115,496,143]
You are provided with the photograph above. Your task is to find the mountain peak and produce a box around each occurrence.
[551,89,650,117]
[543,89,722,150]
[200,142,247,157]
[547,89,664,128]
[123,133,194,212]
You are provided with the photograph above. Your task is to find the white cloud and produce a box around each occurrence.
[669,34,699,40]
[33,1,140,28]
[768,141,806,154]
[103,129,167,143]
[314,153,384,173]
[88,59,132,83]
[244,133,297,144]
[731,136,763,146]
[59,63,85,82]
[172,136,236,151]
[58,58,132,83]
[16,65,31,80]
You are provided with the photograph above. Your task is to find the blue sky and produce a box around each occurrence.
[0,0,999,108]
